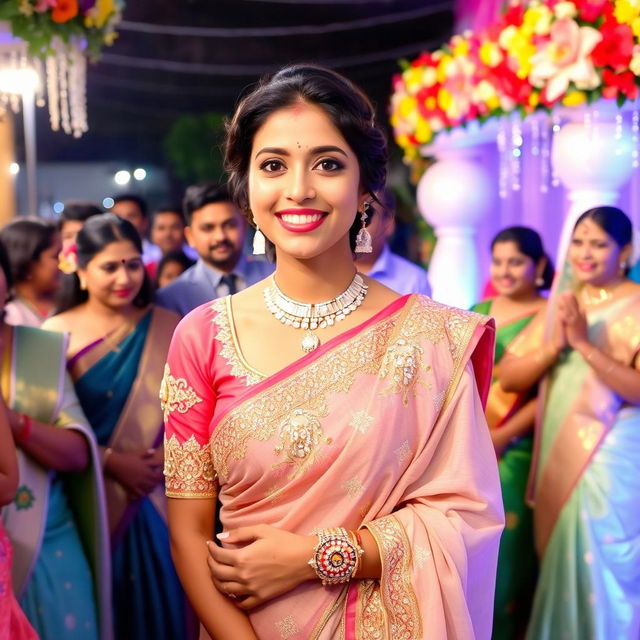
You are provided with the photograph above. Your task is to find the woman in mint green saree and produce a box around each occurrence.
[44,214,189,640]
[501,207,640,639]
[0,239,111,640]
[472,226,552,640]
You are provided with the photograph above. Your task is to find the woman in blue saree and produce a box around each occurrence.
[43,214,189,640]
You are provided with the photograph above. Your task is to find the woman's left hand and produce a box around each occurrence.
[207,524,316,610]
[557,292,589,349]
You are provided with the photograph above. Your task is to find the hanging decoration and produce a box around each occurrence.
[0,0,124,136]
[390,0,640,191]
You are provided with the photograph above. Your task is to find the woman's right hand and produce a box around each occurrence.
[106,449,164,499]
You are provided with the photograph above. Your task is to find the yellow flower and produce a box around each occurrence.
[422,67,437,88]
[85,0,117,28]
[404,67,425,93]
[630,47,640,75]
[104,30,118,46]
[415,118,433,144]
[554,2,578,19]
[500,25,536,78]
[633,16,640,38]
[476,81,500,110]
[437,87,453,112]
[523,5,553,36]
[529,92,540,108]
[479,41,503,67]
[399,96,417,119]
[425,96,437,110]
[562,90,587,106]
[614,0,640,26]
[452,36,470,57]
[436,55,453,84]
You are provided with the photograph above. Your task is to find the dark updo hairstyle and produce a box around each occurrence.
[224,63,388,260]
[0,218,59,286]
[56,213,154,313]
[491,225,554,290]
[573,206,633,250]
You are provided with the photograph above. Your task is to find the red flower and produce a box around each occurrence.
[592,22,634,71]
[51,0,79,23]
[502,1,525,27]
[574,0,613,22]
[602,69,638,101]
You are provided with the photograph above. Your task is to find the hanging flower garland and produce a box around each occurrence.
[390,0,640,164]
[0,0,122,58]
[0,0,124,136]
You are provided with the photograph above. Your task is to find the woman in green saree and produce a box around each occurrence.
[43,213,188,640]
[472,226,552,639]
[501,207,640,639]
[0,238,111,640]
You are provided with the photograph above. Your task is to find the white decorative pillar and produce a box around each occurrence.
[417,147,494,308]
[551,103,634,266]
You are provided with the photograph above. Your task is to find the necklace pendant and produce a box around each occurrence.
[301,331,320,353]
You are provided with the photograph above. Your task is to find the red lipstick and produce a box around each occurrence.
[275,208,328,233]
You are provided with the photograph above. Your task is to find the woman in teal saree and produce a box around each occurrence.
[501,207,640,639]
[44,214,188,640]
[472,226,552,640]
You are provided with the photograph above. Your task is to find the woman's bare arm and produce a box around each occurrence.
[7,410,89,472]
[168,497,257,640]
[490,398,536,456]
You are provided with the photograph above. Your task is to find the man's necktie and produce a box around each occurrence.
[219,273,238,295]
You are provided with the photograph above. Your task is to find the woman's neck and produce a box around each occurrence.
[14,283,55,315]
[273,243,359,303]
[83,297,140,325]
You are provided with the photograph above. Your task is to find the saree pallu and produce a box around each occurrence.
[526,293,640,639]
[163,294,504,639]
[471,300,537,640]
[71,306,189,640]
[1,325,111,640]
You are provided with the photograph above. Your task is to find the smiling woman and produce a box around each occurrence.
[499,207,640,639]
[163,64,504,640]
[42,214,189,640]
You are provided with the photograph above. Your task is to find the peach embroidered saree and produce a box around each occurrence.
[163,294,504,639]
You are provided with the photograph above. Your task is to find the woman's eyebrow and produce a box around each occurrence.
[254,145,348,159]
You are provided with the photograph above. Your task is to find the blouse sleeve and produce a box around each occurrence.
[162,307,218,499]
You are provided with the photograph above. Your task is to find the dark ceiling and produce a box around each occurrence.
[33,0,454,164]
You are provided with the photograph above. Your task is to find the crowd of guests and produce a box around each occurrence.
[0,80,639,638]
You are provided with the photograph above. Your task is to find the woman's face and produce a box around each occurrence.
[28,232,62,295]
[79,240,144,309]
[569,218,629,286]
[490,240,538,298]
[247,101,365,260]
[157,260,186,289]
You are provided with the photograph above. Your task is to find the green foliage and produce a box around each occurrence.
[163,112,227,184]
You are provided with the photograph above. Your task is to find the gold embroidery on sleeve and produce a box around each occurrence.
[364,514,422,640]
[164,434,217,498]
[160,364,203,422]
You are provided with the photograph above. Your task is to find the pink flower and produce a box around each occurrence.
[34,0,57,11]
[529,18,602,103]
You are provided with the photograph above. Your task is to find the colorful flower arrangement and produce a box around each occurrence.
[391,0,640,163]
[0,0,123,58]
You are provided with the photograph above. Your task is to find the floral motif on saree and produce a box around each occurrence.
[160,363,203,421]
[164,434,218,498]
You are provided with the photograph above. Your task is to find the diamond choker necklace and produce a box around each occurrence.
[264,272,369,353]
